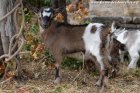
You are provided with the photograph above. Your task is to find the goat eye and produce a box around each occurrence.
[44,10,48,12]
[38,17,42,21]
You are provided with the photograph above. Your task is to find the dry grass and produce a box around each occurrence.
[0,60,139,93]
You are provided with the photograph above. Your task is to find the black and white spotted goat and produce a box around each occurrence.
[110,22,140,69]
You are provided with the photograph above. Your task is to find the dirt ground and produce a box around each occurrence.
[0,60,139,93]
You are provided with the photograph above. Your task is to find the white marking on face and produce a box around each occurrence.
[45,8,51,11]
[42,8,52,17]
[83,23,104,70]
[42,11,51,17]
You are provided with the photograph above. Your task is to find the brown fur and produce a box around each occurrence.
[100,26,112,71]
[109,38,125,70]
[42,21,86,56]
[91,25,97,33]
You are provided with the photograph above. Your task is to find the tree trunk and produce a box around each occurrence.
[0,0,16,54]
[0,34,4,56]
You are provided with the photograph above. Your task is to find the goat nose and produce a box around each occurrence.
[44,24,47,27]
[43,24,48,28]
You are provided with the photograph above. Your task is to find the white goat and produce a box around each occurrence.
[83,23,112,92]
[111,22,140,68]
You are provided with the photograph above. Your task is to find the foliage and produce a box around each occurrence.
[26,0,52,7]
[25,0,73,8]
[62,57,82,70]
[44,48,55,63]
[22,23,40,51]
[44,48,83,70]
[24,8,32,22]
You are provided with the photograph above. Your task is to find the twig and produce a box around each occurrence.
[70,52,85,84]
[1,64,9,81]
[15,85,42,93]
[10,5,20,53]
[19,51,31,54]
[14,57,20,76]
[6,38,24,62]
[11,41,18,53]
[8,34,19,55]
[14,5,20,33]
[0,77,12,88]
[0,54,9,60]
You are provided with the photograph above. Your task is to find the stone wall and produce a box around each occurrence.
[88,1,140,25]
[89,1,140,17]
[67,1,140,26]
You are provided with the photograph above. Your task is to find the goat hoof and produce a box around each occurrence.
[127,66,136,70]
[110,69,117,78]
[54,77,61,84]
[95,81,101,87]
[103,76,108,87]
[99,86,105,93]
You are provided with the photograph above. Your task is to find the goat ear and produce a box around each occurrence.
[53,8,60,14]
[37,7,44,17]
[34,10,40,17]
[111,21,116,33]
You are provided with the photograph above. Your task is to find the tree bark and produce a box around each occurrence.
[0,0,16,54]
[0,34,4,56]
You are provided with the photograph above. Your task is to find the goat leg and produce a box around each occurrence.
[54,67,61,84]
[89,54,103,87]
[95,73,103,87]
[54,55,62,84]
[99,75,109,93]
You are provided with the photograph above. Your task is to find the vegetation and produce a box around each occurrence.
[25,0,72,8]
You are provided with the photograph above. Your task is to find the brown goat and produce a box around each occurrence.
[38,7,86,83]
[37,7,115,93]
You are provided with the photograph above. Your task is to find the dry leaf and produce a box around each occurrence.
[32,53,38,59]
[54,13,64,22]
[66,4,75,13]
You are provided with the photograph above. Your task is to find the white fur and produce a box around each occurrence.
[128,30,140,68]
[83,23,104,70]
[42,8,52,17]
[45,8,51,11]
[111,24,140,68]
[115,29,127,44]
